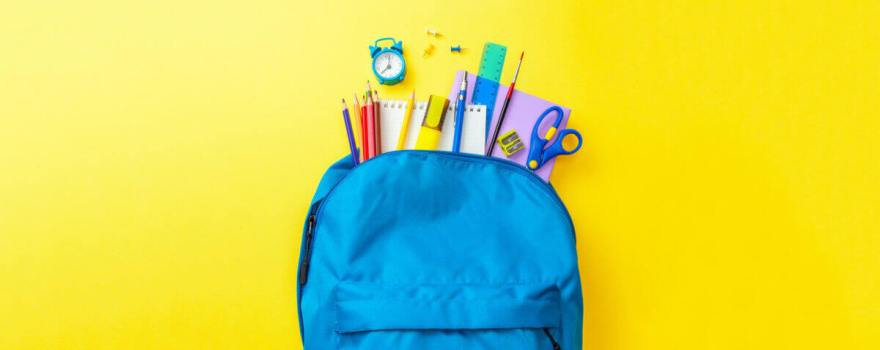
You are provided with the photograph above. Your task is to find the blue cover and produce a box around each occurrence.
[297,151,582,349]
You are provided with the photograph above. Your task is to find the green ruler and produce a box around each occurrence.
[477,42,507,81]
[472,42,507,138]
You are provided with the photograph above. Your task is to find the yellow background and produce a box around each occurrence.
[2,1,878,349]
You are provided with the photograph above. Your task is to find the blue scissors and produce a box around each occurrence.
[526,106,583,171]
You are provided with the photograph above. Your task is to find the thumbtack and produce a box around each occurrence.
[423,43,435,57]
[450,45,463,53]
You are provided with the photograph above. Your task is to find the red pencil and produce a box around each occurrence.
[360,102,367,161]
[364,87,376,160]
[373,89,382,154]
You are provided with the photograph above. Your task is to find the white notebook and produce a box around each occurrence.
[378,100,486,155]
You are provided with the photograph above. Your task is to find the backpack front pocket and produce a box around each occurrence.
[333,282,563,350]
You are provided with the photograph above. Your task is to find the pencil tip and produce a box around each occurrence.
[520,51,524,60]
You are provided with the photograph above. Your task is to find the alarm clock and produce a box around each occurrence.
[369,37,406,85]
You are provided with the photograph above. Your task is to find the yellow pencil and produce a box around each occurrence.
[397,90,415,150]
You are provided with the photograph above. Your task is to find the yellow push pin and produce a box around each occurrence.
[425,28,441,37]
[423,43,435,57]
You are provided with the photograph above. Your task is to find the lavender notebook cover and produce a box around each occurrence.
[448,70,572,181]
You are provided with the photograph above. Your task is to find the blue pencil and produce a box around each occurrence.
[341,99,360,166]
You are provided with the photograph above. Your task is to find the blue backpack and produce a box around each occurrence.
[297,151,583,349]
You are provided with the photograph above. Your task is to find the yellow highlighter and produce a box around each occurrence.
[414,95,449,150]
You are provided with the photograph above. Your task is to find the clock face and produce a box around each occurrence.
[374,51,404,79]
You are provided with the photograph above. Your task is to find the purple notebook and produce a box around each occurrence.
[448,70,572,181]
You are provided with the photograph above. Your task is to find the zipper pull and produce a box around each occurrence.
[298,214,316,285]
[543,328,561,350]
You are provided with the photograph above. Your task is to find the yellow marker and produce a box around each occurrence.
[397,90,415,150]
[414,95,449,150]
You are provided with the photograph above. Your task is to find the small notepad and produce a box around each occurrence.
[378,100,487,155]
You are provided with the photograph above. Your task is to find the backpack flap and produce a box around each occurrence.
[309,155,356,206]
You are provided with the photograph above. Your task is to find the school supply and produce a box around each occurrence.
[526,106,582,171]
[450,45,462,53]
[414,95,449,150]
[452,73,468,152]
[377,100,486,154]
[369,38,406,85]
[339,99,360,166]
[486,51,524,156]
[373,89,382,154]
[447,71,572,181]
[437,104,486,154]
[359,98,367,161]
[497,130,524,157]
[423,43,434,57]
[472,42,507,137]
[352,95,363,159]
[397,90,415,150]
[364,88,376,160]
[298,151,583,350]
[378,100,424,153]
[425,28,440,37]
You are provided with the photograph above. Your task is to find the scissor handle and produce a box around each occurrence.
[527,106,570,170]
[542,129,583,161]
[534,106,564,136]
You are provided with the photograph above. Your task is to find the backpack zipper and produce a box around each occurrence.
[298,213,317,285]
[543,328,561,350]
[312,151,576,242]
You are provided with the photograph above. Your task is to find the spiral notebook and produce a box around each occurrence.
[378,100,486,155]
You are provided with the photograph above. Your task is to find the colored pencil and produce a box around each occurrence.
[340,99,360,166]
[373,89,382,154]
[352,94,363,157]
[360,102,367,161]
[364,86,375,160]
[397,90,415,150]
[486,51,524,156]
